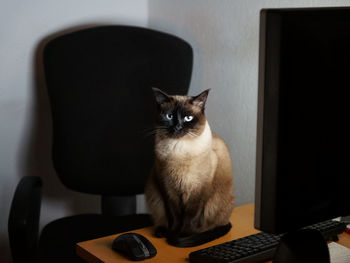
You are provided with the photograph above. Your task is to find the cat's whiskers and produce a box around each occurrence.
[143,126,168,138]
[187,131,199,138]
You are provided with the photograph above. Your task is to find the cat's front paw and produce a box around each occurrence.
[154,226,168,238]
[167,230,180,242]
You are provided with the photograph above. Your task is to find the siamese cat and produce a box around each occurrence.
[145,88,234,239]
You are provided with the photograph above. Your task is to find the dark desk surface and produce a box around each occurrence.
[76,204,350,263]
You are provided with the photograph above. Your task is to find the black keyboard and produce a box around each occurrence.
[189,220,346,263]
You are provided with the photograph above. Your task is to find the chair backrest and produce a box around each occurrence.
[43,26,192,195]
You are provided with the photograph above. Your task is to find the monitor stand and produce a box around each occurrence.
[273,229,330,263]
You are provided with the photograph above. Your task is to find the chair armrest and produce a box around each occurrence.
[8,176,42,263]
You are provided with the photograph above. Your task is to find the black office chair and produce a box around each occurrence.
[8,25,192,263]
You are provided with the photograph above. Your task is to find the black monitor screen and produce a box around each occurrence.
[255,8,350,234]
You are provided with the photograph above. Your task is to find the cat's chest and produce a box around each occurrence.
[155,138,208,160]
[162,154,217,201]
[167,168,201,191]
[165,170,202,202]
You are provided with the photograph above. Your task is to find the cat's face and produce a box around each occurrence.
[152,88,209,139]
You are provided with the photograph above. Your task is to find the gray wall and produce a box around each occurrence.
[148,0,350,206]
[2,0,350,262]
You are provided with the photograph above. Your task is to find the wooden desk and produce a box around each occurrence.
[76,204,350,263]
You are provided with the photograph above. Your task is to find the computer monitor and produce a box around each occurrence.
[255,7,350,235]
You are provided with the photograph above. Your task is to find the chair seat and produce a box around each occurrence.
[38,213,153,263]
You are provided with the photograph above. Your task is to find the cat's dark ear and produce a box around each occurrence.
[191,89,210,109]
[152,87,172,104]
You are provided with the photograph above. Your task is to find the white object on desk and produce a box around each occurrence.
[329,242,350,263]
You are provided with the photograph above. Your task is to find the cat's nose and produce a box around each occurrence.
[175,124,182,131]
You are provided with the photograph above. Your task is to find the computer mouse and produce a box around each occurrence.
[112,232,157,261]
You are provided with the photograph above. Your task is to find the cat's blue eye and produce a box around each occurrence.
[166,114,173,120]
[184,116,193,122]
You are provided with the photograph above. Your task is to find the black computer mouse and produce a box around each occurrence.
[112,233,157,261]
